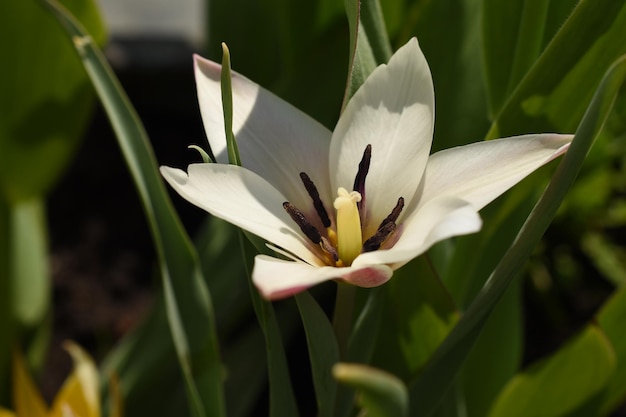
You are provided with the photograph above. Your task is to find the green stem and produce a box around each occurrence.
[333,283,357,357]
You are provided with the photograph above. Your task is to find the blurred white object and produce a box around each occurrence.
[97,0,205,47]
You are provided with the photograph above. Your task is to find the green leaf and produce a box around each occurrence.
[102,216,269,417]
[490,0,626,137]
[444,183,538,308]
[295,292,340,417]
[334,363,408,417]
[0,0,105,202]
[372,256,458,382]
[219,43,241,167]
[207,0,347,129]
[487,326,615,417]
[41,2,226,416]
[482,0,573,115]
[0,0,104,400]
[597,286,626,414]
[409,55,626,417]
[0,196,50,403]
[333,288,385,417]
[239,236,300,417]
[481,0,525,115]
[8,198,49,328]
[448,0,626,324]
[343,0,378,107]
[359,0,392,64]
[101,297,190,417]
[347,288,384,365]
[460,280,522,417]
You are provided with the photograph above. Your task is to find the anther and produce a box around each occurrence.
[300,172,331,228]
[362,197,405,252]
[320,236,339,263]
[353,144,372,211]
[283,202,322,244]
[380,197,404,229]
[362,222,396,252]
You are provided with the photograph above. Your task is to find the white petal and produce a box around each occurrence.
[421,134,572,210]
[353,196,482,268]
[194,56,333,213]
[160,163,323,266]
[253,255,393,300]
[330,37,435,236]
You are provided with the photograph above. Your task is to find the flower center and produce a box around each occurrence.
[283,145,404,266]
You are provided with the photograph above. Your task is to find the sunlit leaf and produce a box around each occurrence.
[487,326,615,417]
[334,363,408,417]
[0,0,105,201]
[372,256,458,382]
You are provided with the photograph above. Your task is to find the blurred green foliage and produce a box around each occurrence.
[0,0,105,407]
[12,0,626,416]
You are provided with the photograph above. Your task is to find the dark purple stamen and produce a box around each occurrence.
[361,197,405,252]
[353,144,372,211]
[362,222,396,252]
[380,197,404,228]
[283,202,321,244]
[300,172,331,228]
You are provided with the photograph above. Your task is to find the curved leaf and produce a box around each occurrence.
[41,2,226,416]
[487,326,615,417]
[334,363,408,417]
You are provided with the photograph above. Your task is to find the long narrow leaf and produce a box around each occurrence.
[41,2,226,416]
[295,292,340,417]
[359,0,392,64]
[409,55,626,416]
[239,236,300,417]
[342,0,377,108]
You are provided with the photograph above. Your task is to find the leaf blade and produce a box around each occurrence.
[41,2,226,416]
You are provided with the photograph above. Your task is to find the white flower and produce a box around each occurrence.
[160,38,572,300]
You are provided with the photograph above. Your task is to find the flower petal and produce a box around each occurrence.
[330,37,434,236]
[50,342,101,417]
[194,56,333,212]
[421,134,572,211]
[161,163,323,266]
[253,255,393,300]
[353,196,482,268]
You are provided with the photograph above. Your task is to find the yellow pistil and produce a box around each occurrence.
[333,187,363,265]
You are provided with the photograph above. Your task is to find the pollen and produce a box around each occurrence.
[333,187,363,265]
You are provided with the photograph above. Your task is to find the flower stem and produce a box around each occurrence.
[333,282,357,357]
